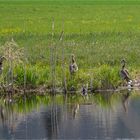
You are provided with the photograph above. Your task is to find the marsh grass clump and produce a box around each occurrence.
[93,65,121,89]
[66,65,121,91]
[0,39,24,87]
[14,65,50,88]
[14,65,37,87]
[66,69,90,91]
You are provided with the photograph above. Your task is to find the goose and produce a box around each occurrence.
[69,54,78,75]
[0,56,6,75]
[81,84,88,96]
[120,59,132,86]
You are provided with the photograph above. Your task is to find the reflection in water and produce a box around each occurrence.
[43,97,61,139]
[122,91,131,112]
[0,91,140,139]
[0,105,5,127]
[0,102,24,139]
[72,103,79,119]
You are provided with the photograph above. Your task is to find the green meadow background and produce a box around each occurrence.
[0,0,140,89]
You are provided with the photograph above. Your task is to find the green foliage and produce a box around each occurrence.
[0,0,139,90]
[14,65,50,87]
[14,65,37,87]
[66,69,90,90]
[93,65,121,89]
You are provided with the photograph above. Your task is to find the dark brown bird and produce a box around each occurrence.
[69,54,78,75]
[120,59,132,86]
[81,84,88,96]
[0,56,6,75]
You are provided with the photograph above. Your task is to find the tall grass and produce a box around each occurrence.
[0,0,140,91]
[0,36,136,91]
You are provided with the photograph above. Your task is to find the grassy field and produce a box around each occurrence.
[0,0,140,91]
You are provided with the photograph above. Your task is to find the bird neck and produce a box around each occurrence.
[122,62,126,69]
[72,58,75,63]
[122,65,125,70]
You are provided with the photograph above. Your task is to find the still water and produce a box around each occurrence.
[0,91,140,140]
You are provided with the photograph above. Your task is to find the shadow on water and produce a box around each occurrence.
[0,90,140,139]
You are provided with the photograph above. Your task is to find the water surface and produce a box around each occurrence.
[0,91,140,139]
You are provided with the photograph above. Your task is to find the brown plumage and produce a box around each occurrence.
[120,59,131,82]
[0,56,6,75]
[81,84,88,96]
[69,54,78,75]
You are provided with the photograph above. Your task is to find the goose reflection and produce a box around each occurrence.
[122,91,131,112]
[72,103,79,119]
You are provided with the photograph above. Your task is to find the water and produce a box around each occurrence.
[0,91,140,140]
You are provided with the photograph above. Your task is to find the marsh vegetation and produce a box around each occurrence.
[0,0,140,93]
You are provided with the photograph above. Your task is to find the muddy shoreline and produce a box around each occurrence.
[0,83,140,97]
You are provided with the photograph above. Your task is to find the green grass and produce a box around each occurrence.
[1,0,140,34]
[0,0,140,90]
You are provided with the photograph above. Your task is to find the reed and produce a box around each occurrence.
[50,18,57,94]
[60,20,67,94]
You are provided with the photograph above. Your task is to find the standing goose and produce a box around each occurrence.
[69,54,78,75]
[81,84,88,96]
[0,56,6,75]
[120,59,132,86]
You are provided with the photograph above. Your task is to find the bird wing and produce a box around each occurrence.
[69,64,74,73]
[124,69,129,76]
[120,69,130,82]
[73,63,78,71]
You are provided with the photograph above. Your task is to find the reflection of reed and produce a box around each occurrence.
[51,97,58,138]
[0,103,24,137]
[44,96,61,139]
[0,105,5,127]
